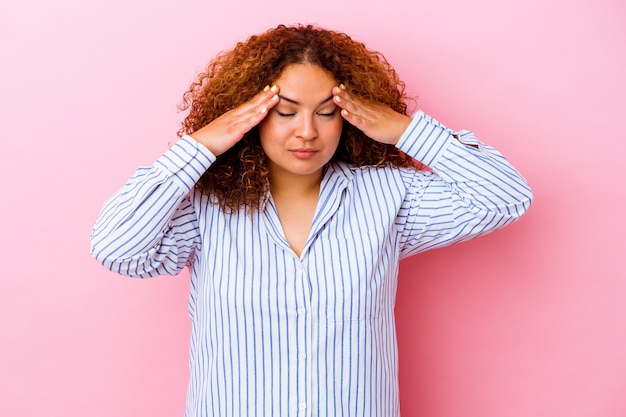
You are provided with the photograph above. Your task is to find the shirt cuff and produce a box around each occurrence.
[154,135,216,190]
[395,110,456,167]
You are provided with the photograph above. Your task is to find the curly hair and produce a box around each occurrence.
[178,24,418,212]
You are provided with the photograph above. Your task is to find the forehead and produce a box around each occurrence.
[275,64,336,104]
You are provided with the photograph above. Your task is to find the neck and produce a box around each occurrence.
[269,168,324,198]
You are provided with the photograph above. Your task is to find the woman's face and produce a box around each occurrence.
[258,63,343,184]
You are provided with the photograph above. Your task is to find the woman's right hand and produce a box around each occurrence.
[190,85,280,156]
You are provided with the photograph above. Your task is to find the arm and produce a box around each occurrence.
[90,137,214,277]
[90,86,281,277]
[394,111,533,257]
[331,88,533,257]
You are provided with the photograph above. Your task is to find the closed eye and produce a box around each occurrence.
[275,109,336,117]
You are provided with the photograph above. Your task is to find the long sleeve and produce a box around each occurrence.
[90,135,215,277]
[395,111,533,258]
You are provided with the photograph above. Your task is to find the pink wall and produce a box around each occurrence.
[1,0,624,416]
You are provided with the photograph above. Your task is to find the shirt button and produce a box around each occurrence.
[298,403,306,409]
[297,308,306,315]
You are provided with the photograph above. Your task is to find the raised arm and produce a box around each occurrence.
[90,138,213,277]
[331,86,533,257]
[90,86,281,276]
[395,111,533,256]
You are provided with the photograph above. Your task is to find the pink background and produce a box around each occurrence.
[1,0,625,416]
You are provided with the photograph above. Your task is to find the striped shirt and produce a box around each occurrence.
[90,111,533,417]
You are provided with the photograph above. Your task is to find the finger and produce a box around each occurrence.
[332,86,371,120]
[332,85,350,109]
[332,89,368,128]
[230,85,280,119]
[233,87,280,131]
[258,85,280,114]
[245,94,278,124]
[338,105,366,130]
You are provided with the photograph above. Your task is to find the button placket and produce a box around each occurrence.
[294,260,312,416]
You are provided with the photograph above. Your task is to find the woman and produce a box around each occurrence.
[91,24,533,417]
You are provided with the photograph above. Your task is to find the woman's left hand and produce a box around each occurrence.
[332,85,412,145]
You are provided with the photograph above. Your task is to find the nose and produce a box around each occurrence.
[295,114,318,141]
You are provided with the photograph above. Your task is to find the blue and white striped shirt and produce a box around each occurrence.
[91,111,533,417]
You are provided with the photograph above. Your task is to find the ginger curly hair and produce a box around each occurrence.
[178,24,417,212]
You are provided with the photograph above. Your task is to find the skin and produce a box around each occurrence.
[258,64,343,255]
[190,63,412,256]
[258,64,344,192]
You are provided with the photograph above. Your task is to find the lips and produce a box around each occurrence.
[290,149,318,159]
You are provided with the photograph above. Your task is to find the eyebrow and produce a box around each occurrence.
[278,94,334,106]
